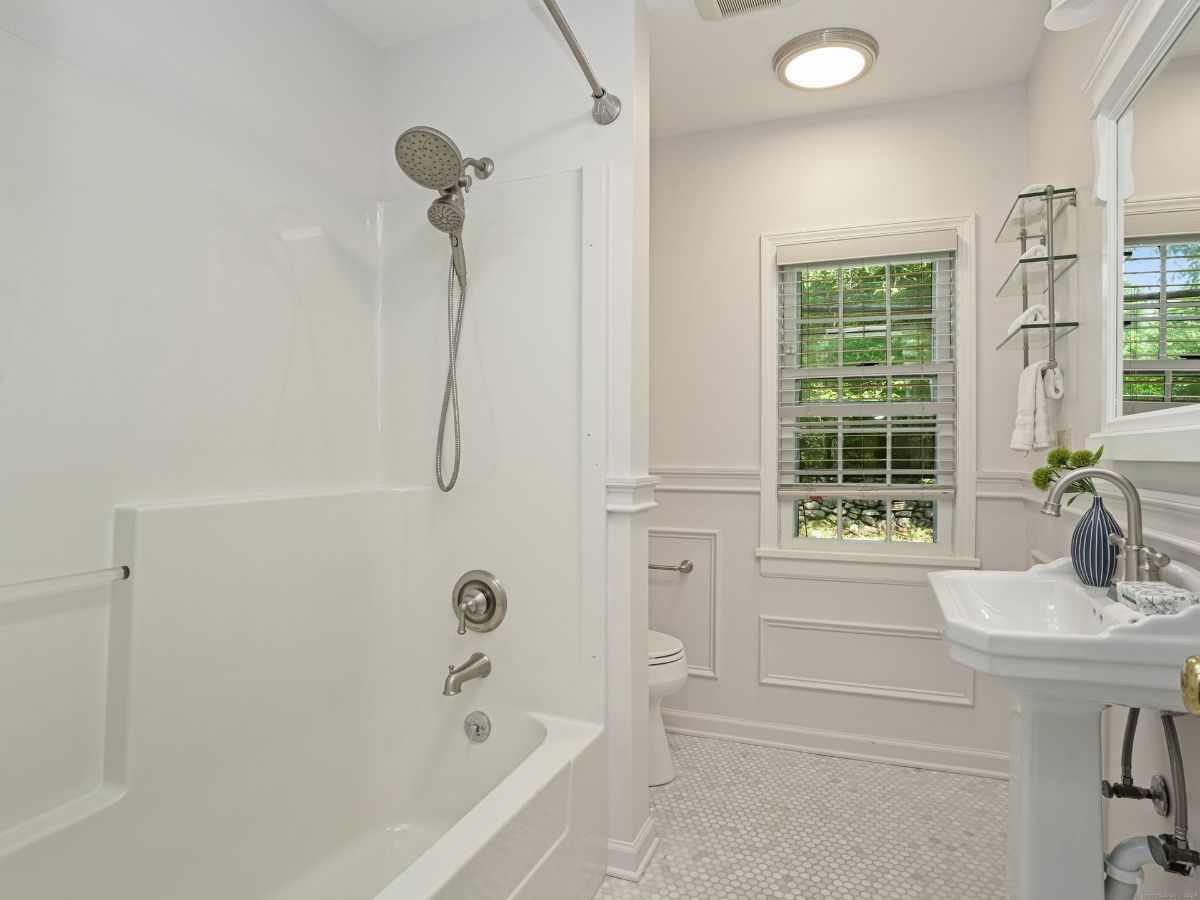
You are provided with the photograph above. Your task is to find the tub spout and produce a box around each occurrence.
[443,652,491,696]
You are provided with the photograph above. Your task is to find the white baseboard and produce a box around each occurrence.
[662,708,1010,780]
[606,815,660,882]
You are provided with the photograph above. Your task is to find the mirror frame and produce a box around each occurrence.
[1087,0,1200,462]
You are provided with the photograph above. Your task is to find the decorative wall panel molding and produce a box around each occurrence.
[758,616,975,706]
[649,528,720,679]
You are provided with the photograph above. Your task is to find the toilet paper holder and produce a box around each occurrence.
[649,559,693,574]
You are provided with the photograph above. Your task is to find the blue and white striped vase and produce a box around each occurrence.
[1071,495,1123,587]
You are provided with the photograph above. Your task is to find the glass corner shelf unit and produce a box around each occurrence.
[995,321,1079,351]
[995,188,1077,243]
[997,253,1078,298]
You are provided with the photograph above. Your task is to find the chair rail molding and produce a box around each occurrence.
[650,466,760,494]
[606,475,660,514]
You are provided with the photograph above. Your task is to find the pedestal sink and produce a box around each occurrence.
[929,558,1200,900]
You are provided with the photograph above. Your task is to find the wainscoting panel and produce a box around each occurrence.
[759,616,975,706]
[649,529,719,679]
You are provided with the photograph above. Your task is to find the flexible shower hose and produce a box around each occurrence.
[436,253,467,492]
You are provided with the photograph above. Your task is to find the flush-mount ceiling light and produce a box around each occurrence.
[1044,0,1121,31]
[773,28,879,91]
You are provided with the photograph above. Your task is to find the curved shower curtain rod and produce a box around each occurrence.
[540,0,622,126]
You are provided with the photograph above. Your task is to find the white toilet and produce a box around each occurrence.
[647,630,688,786]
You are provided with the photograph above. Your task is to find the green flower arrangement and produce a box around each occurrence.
[1031,445,1105,504]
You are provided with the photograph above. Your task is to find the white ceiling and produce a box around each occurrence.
[318,0,532,48]
[645,0,1049,138]
[319,0,1052,138]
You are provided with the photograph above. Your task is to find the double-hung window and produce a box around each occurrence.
[759,220,976,577]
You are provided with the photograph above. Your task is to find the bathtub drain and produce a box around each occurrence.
[464,711,491,743]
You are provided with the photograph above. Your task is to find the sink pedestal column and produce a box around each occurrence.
[1010,694,1106,900]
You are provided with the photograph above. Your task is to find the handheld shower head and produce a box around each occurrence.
[427,191,465,235]
[393,125,494,494]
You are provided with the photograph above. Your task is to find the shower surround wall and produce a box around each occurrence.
[373,2,656,880]
[0,0,381,583]
[0,0,640,894]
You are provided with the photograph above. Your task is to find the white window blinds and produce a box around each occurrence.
[776,243,957,500]
[1122,237,1200,406]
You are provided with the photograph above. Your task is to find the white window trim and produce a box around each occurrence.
[757,216,979,582]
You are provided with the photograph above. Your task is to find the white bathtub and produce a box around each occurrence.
[273,711,605,900]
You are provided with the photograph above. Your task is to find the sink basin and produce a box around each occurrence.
[929,557,1200,900]
[931,557,1200,711]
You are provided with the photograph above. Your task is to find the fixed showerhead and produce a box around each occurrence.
[395,126,464,191]
[427,191,465,235]
[395,126,494,192]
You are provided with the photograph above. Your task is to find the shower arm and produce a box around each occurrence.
[539,0,622,125]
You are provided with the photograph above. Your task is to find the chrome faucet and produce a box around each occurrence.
[1041,467,1170,583]
[443,651,491,696]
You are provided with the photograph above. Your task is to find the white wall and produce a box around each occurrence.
[1129,53,1200,200]
[0,0,382,583]
[648,83,1031,774]
[1024,11,1200,897]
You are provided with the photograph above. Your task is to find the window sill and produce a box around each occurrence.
[756,547,981,584]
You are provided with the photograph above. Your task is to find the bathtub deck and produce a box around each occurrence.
[594,733,1007,900]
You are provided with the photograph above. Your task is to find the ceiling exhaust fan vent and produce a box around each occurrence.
[693,0,800,21]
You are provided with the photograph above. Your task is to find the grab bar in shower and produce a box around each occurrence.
[649,560,693,574]
[0,565,131,604]
[540,0,622,125]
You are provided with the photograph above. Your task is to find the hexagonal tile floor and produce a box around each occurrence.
[593,733,1007,900]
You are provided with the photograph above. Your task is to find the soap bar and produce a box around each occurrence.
[1116,581,1199,616]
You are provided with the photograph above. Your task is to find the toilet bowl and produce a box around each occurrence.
[647,630,688,786]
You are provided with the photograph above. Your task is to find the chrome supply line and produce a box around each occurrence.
[0,565,130,604]
[540,0,622,125]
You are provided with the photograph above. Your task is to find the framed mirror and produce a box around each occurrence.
[1119,22,1200,417]
[1091,0,1200,461]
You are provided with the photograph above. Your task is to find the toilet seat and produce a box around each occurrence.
[648,630,684,666]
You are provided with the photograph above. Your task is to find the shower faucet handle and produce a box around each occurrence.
[456,587,487,636]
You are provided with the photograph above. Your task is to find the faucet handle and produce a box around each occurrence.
[1145,547,1171,577]
[1108,533,1127,549]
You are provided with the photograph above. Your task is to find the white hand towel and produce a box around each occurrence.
[1020,243,1048,261]
[1011,360,1063,452]
[1035,364,1064,449]
[1007,303,1049,337]
[1011,361,1043,451]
